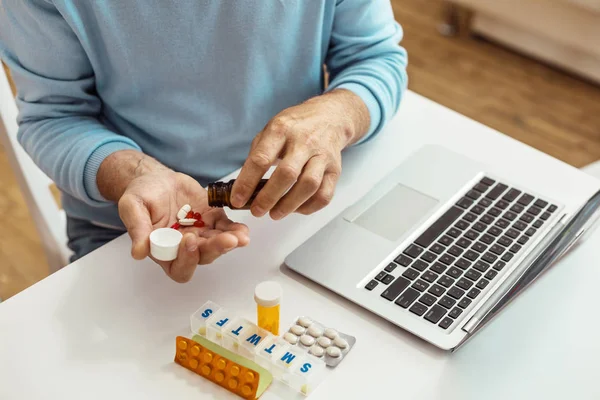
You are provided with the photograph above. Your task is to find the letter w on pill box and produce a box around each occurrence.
[189,301,326,396]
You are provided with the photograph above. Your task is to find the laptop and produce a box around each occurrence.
[284,144,600,351]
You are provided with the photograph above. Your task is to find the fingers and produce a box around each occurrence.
[167,233,201,282]
[296,170,339,215]
[118,194,153,260]
[197,232,239,265]
[214,219,250,247]
[269,156,326,220]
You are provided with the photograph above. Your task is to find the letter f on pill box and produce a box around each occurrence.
[254,281,282,335]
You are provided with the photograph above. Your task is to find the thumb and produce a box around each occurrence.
[118,194,153,259]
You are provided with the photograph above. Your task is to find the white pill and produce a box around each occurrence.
[298,317,312,328]
[290,325,305,336]
[179,218,197,226]
[177,210,188,220]
[307,325,323,338]
[324,328,338,339]
[317,336,331,348]
[333,336,348,349]
[300,335,315,347]
[309,345,325,358]
[283,332,298,345]
[177,204,191,219]
[326,346,341,358]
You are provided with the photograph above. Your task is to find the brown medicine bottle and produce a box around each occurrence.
[207,179,268,209]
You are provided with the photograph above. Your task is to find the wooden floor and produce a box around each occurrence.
[1,0,600,300]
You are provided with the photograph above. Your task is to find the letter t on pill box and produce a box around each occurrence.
[254,281,282,335]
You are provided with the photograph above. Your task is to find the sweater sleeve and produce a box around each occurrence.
[0,0,141,205]
[325,0,408,144]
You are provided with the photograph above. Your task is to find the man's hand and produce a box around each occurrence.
[230,89,370,219]
[97,150,249,283]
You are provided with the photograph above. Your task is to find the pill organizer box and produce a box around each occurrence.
[190,301,327,396]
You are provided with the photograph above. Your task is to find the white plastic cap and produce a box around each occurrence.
[149,228,182,261]
[254,281,282,307]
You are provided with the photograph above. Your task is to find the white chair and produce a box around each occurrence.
[0,64,70,274]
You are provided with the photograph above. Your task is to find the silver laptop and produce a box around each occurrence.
[284,144,600,351]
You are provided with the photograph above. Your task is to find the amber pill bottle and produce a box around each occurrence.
[207,179,268,209]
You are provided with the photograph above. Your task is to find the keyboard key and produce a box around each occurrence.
[464,212,477,222]
[438,317,454,329]
[415,206,464,248]
[534,199,548,208]
[430,262,447,274]
[502,252,514,262]
[474,261,490,273]
[412,279,429,292]
[496,200,510,210]
[448,286,465,300]
[456,197,474,209]
[384,263,397,272]
[455,220,470,230]
[465,250,479,261]
[480,234,494,245]
[473,222,487,232]
[419,293,437,307]
[510,243,522,253]
[412,259,429,272]
[480,214,495,225]
[409,302,428,316]
[465,269,482,281]
[381,277,410,301]
[422,271,439,283]
[478,198,493,208]
[458,297,472,309]
[375,271,388,282]
[540,212,551,221]
[471,205,485,215]
[449,307,463,319]
[395,288,420,308]
[533,220,543,228]
[365,280,378,291]
[467,288,481,299]
[455,258,471,270]
[525,227,536,236]
[498,236,513,247]
[517,193,534,206]
[503,188,521,202]
[484,269,498,280]
[472,242,487,253]
[486,183,507,200]
[457,237,472,248]
[488,226,502,237]
[382,274,395,284]
[402,268,420,281]
[457,278,474,290]
[440,253,456,265]
[493,261,506,271]
[548,204,557,213]
[447,227,461,238]
[473,183,489,193]
[488,207,501,217]
[482,252,498,263]
[425,305,447,324]
[518,235,529,245]
[466,190,481,200]
[513,221,527,231]
[503,211,517,221]
[506,228,520,239]
[438,295,456,309]
[421,251,437,263]
[490,244,505,255]
[495,219,509,229]
[404,244,424,258]
[465,230,479,240]
[447,266,462,279]
[520,213,534,223]
[439,235,453,246]
[428,284,445,297]
[430,243,445,255]
[448,245,463,257]
[510,203,524,213]
[480,177,495,186]
[438,275,455,288]
[394,254,413,267]
[527,206,541,216]
[476,278,490,290]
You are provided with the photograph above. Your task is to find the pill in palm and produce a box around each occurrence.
[177,204,192,220]
[300,335,315,347]
[290,325,305,336]
[179,218,197,226]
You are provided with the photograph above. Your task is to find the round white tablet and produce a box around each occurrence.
[178,218,197,226]
[177,204,192,220]
[317,336,331,348]
[283,332,298,345]
[307,325,323,338]
[324,328,338,339]
[326,346,342,358]
[309,345,325,358]
[290,325,305,336]
[298,317,312,328]
[333,336,348,349]
[300,335,315,347]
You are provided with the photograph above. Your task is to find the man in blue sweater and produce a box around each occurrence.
[0,1,407,282]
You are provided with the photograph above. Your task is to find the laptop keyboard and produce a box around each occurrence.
[364,176,558,331]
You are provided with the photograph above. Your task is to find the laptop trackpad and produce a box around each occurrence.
[353,184,439,242]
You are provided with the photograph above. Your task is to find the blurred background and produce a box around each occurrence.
[1,0,600,300]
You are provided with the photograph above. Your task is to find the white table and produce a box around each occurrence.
[2,91,600,400]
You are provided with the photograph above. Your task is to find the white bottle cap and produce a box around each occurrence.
[149,228,182,261]
[254,281,282,307]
